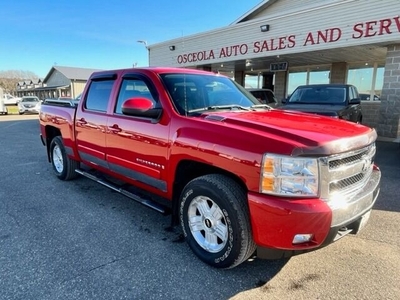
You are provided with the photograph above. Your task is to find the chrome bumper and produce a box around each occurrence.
[330,169,381,227]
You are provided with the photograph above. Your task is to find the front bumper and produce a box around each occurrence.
[19,106,40,114]
[248,168,381,259]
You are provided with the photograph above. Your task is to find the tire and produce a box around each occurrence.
[50,136,79,180]
[179,174,256,269]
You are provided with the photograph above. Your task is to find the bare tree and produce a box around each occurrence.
[0,70,40,94]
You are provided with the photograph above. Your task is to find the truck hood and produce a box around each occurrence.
[201,109,376,156]
[278,104,345,117]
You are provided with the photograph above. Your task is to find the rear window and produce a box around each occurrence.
[84,80,114,112]
[250,90,276,104]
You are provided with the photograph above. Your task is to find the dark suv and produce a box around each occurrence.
[280,84,362,123]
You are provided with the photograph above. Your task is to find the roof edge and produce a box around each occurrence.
[230,0,278,25]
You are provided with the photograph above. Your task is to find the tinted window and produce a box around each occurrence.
[85,80,114,112]
[289,86,345,104]
[352,87,359,99]
[115,79,155,114]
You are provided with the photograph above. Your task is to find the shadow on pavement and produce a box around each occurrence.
[374,141,400,213]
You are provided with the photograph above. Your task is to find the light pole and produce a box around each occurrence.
[137,40,149,66]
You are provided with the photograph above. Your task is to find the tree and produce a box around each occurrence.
[0,70,40,94]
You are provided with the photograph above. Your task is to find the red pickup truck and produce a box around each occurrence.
[39,67,381,269]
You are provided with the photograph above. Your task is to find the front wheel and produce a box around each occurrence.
[50,136,79,180]
[179,174,256,269]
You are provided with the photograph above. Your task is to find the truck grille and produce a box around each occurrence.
[329,171,369,194]
[319,143,376,201]
[328,151,366,169]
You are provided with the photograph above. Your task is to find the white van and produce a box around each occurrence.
[0,88,8,115]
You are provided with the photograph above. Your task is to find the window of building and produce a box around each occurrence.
[245,74,263,88]
[288,67,330,95]
[347,63,384,101]
[288,71,307,95]
[309,69,330,84]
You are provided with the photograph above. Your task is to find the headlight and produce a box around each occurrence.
[260,154,319,197]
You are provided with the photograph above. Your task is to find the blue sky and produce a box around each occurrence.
[1,0,262,78]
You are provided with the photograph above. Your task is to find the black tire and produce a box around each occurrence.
[179,174,256,269]
[49,136,79,180]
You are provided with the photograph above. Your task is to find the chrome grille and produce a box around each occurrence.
[329,151,366,169]
[329,172,367,194]
[319,143,376,201]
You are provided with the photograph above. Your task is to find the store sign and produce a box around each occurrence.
[270,62,288,72]
[176,15,400,65]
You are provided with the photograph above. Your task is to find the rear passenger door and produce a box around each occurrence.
[75,74,115,169]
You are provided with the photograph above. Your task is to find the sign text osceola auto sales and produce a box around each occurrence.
[177,15,400,64]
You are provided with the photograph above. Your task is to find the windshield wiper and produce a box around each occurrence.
[250,104,272,110]
[207,105,251,111]
[188,105,251,113]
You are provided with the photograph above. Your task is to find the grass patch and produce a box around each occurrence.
[6,105,19,114]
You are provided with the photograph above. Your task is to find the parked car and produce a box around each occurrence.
[2,94,22,105]
[280,84,362,123]
[246,88,278,107]
[359,93,380,101]
[18,96,41,114]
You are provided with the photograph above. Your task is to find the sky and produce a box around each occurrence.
[1,0,262,78]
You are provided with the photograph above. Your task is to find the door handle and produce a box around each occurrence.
[76,118,87,125]
[108,124,122,133]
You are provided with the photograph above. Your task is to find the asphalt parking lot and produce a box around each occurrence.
[1,115,399,300]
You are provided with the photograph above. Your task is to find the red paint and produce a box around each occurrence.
[248,192,332,249]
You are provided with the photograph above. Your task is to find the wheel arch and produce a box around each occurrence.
[44,125,62,162]
[170,160,248,226]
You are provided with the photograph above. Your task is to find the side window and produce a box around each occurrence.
[352,87,359,99]
[115,79,155,114]
[349,86,355,100]
[85,80,114,112]
[265,91,277,104]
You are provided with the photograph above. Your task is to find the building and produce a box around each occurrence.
[149,0,400,140]
[16,66,101,100]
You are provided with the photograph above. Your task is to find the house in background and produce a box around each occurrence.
[16,66,101,100]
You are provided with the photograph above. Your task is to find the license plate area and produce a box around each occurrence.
[352,210,371,234]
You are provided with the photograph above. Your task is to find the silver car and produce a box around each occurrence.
[18,96,41,114]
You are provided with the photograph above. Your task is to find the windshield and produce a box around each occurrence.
[161,73,264,115]
[22,97,39,102]
[288,86,346,104]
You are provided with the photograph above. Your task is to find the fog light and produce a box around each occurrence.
[292,234,313,244]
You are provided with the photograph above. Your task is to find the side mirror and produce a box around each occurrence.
[121,97,162,118]
[281,97,288,104]
[349,98,361,104]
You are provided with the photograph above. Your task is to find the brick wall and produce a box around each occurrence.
[330,62,347,84]
[360,101,381,129]
[377,45,400,139]
[274,71,287,103]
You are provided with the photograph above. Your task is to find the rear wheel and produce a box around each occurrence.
[50,136,79,180]
[179,174,256,269]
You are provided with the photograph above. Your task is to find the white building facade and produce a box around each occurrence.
[149,0,400,140]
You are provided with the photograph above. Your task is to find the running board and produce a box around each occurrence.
[75,169,167,214]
